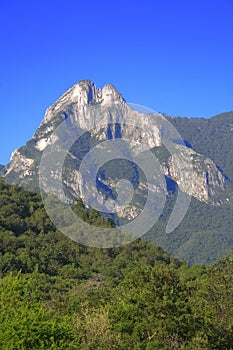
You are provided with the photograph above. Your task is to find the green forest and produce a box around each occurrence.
[0,178,233,349]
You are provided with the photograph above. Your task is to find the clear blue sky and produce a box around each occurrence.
[0,0,232,165]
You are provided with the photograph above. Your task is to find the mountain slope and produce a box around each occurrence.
[168,111,233,181]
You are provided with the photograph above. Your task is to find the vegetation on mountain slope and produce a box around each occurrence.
[0,179,232,349]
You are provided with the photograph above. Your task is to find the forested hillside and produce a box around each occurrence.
[145,190,233,265]
[0,179,232,349]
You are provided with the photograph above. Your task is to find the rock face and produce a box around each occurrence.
[162,146,226,203]
[3,80,228,212]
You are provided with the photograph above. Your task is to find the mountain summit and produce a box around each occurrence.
[39,80,125,128]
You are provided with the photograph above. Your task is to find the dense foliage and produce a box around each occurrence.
[145,191,233,265]
[0,179,232,349]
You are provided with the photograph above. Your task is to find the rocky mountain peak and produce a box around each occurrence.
[59,80,124,105]
[52,80,101,111]
[71,80,101,106]
[38,81,125,127]
[101,83,125,105]
[64,81,124,106]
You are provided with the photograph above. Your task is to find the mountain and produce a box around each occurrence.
[2,80,233,264]
[3,80,228,202]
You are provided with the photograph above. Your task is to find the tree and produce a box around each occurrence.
[0,269,79,349]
